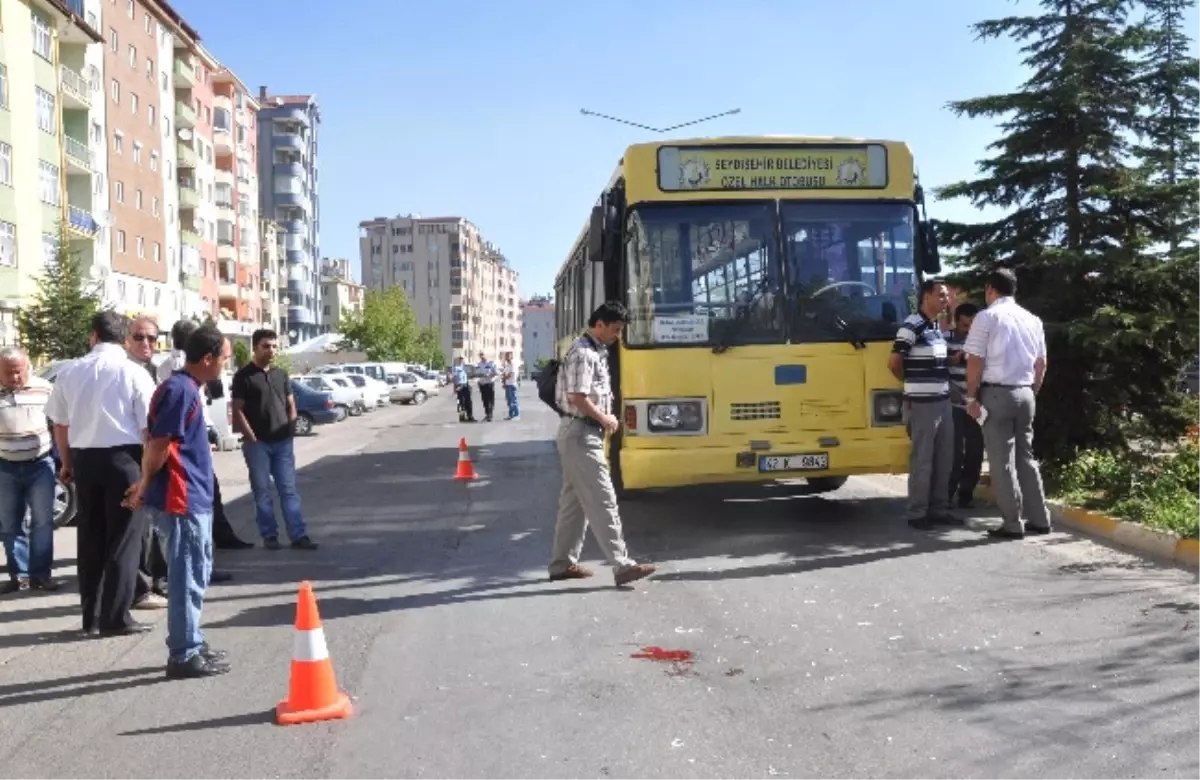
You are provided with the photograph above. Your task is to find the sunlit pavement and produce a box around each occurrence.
[1,387,1196,779]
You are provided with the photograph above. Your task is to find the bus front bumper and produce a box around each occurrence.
[618,436,910,491]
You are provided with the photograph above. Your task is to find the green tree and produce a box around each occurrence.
[338,286,418,361]
[935,0,1198,466]
[16,230,102,361]
[410,325,446,369]
[232,340,251,369]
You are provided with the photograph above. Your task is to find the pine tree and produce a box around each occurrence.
[16,230,102,362]
[934,0,1197,465]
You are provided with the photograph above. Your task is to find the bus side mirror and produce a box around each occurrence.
[588,205,604,262]
[920,222,942,274]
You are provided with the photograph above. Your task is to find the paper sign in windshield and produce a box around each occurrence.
[653,315,709,344]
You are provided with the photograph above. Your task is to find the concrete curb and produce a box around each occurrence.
[975,475,1198,570]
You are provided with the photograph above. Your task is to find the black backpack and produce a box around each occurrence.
[535,358,564,416]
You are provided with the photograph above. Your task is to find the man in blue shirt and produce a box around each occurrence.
[452,357,474,422]
[125,325,232,679]
[476,352,498,422]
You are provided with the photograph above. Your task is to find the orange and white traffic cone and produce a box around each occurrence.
[454,437,477,481]
[276,581,353,726]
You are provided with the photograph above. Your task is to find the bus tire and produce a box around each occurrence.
[806,476,849,493]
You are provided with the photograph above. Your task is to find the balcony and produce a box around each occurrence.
[177,179,200,210]
[275,191,311,213]
[176,141,198,169]
[287,279,313,298]
[219,281,238,299]
[173,58,196,89]
[180,271,203,292]
[287,307,315,326]
[217,243,235,261]
[63,135,93,174]
[59,64,92,110]
[272,130,303,151]
[286,249,309,265]
[66,205,99,238]
[180,229,201,248]
[213,126,233,156]
[275,106,312,126]
[175,100,196,129]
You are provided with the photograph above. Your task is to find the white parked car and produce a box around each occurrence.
[388,371,437,404]
[293,374,361,420]
[342,373,389,407]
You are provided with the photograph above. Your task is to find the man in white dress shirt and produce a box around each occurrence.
[963,269,1052,539]
[46,311,158,636]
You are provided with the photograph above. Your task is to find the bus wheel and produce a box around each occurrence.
[806,476,849,494]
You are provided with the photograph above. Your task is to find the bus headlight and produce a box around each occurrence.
[647,400,705,433]
[872,391,904,426]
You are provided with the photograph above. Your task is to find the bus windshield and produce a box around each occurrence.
[783,201,918,343]
[624,202,783,347]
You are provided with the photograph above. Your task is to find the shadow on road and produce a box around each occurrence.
[0,666,164,709]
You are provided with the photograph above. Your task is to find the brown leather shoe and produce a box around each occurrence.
[614,563,656,587]
[549,564,594,582]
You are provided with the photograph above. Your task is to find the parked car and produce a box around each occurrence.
[340,372,390,407]
[289,379,341,435]
[388,371,436,404]
[294,374,361,420]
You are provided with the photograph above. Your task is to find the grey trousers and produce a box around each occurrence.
[980,385,1051,531]
[549,417,637,578]
[906,398,955,520]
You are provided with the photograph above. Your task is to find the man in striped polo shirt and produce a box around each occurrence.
[0,347,60,593]
[888,280,957,530]
[947,303,984,507]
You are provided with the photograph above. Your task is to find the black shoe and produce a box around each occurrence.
[29,577,61,591]
[80,626,99,638]
[99,621,153,637]
[958,494,975,508]
[988,528,1025,541]
[291,536,319,550]
[1025,525,1053,535]
[908,517,935,531]
[166,654,231,679]
[1,578,29,594]
[199,642,228,662]
[209,570,233,583]
[930,513,965,526]
[215,538,255,550]
[263,537,282,550]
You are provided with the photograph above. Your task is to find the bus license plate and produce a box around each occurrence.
[758,453,829,472]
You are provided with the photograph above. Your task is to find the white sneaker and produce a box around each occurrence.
[134,593,168,610]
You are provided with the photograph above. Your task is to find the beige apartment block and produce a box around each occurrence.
[319,257,362,331]
[258,217,282,333]
[359,214,520,362]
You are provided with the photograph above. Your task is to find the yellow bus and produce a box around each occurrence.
[554,136,943,494]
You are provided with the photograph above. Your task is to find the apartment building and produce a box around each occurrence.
[256,87,320,342]
[358,214,521,362]
[0,0,105,347]
[319,257,362,332]
[259,217,282,333]
[521,295,555,371]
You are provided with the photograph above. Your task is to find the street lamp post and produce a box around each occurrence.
[579,108,741,134]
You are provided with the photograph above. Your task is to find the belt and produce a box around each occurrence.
[0,449,52,464]
[982,382,1031,389]
[563,415,604,430]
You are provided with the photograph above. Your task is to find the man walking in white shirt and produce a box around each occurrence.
[46,311,158,635]
[963,269,1052,539]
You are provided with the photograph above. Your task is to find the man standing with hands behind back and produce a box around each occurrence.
[963,268,1052,539]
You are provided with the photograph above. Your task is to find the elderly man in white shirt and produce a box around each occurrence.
[46,311,158,636]
[962,268,1052,539]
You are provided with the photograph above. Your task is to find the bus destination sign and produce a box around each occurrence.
[657,144,888,193]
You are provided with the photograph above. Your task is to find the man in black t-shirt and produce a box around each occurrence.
[230,329,317,550]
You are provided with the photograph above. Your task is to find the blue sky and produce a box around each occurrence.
[176,0,1197,294]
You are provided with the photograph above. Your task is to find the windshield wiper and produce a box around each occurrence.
[792,287,867,350]
[712,277,775,354]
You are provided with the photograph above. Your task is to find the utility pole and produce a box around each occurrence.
[579,108,741,134]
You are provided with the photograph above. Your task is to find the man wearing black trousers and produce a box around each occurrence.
[46,312,158,636]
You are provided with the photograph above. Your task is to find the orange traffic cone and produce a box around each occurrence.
[276,581,353,726]
[454,437,477,480]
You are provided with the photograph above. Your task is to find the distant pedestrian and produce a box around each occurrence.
[888,279,958,530]
[452,356,474,422]
[549,301,655,587]
[476,352,497,422]
[124,326,232,678]
[963,269,1051,539]
[501,351,520,420]
[125,316,169,610]
[46,311,157,636]
[0,347,59,594]
[947,303,984,507]
[230,329,317,550]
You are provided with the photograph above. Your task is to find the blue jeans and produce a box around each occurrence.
[242,438,307,540]
[505,384,519,418]
[151,508,212,663]
[0,456,56,581]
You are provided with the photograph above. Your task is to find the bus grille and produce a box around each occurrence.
[730,401,781,421]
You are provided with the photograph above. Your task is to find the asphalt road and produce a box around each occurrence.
[1,387,1196,779]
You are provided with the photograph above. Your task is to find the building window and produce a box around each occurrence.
[153,243,161,263]
[92,121,103,144]
[111,79,120,103]
[117,280,127,300]
[109,28,119,53]
[133,142,142,164]
[0,222,15,268]
[114,180,124,203]
[0,143,10,186]
[148,104,155,127]
[144,13,152,34]
[113,131,123,154]
[150,151,158,171]
[130,93,138,115]
[152,196,159,217]
[135,189,143,210]
[35,88,55,133]
[42,234,57,266]
[128,45,137,68]
[38,161,59,206]
[31,14,51,60]
[0,65,7,109]
[94,172,104,196]
[127,0,134,18]
[136,236,144,258]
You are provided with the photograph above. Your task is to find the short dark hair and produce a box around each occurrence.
[251,328,278,348]
[92,310,127,344]
[954,302,979,321]
[588,301,628,328]
[919,279,947,300]
[170,319,199,350]
[184,325,226,364]
[985,268,1017,297]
